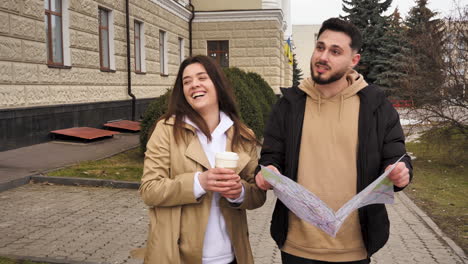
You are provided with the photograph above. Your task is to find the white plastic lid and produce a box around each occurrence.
[215,152,239,161]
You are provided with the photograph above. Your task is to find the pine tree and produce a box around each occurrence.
[342,0,392,84]
[402,0,445,105]
[373,8,410,97]
[292,52,303,87]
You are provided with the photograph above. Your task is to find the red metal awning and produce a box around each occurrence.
[103,120,141,132]
[50,127,120,140]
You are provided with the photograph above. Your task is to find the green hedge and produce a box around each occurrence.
[223,67,264,139]
[229,68,269,128]
[246,71,277,123]
[246,71,277,108]
[139,89,170,153]
[139,67,276,153]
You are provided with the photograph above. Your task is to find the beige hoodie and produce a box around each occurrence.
[282,70,369,261]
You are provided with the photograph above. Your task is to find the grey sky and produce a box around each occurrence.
[291,0,467,25]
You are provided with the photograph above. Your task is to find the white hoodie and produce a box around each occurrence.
[185,112,245,264]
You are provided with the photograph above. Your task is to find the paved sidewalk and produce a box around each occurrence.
[0,134,139,192]
[0,184,466,264]
[0,131,466,263]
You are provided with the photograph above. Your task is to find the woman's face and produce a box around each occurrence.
[182,63,219,115]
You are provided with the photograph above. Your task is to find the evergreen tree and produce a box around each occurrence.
[292,52,303,87]
[373,8,410,97]
[342,0,392,84]
[402,0,445,105]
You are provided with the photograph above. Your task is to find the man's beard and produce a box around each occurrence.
[311,63,348,85]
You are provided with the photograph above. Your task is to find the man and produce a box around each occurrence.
[255,18,412,264]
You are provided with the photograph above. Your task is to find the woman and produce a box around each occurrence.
[140,55,266,264]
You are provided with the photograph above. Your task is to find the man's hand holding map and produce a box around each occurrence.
[260,155,406,237]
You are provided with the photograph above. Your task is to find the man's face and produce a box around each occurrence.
[310,30,360,85]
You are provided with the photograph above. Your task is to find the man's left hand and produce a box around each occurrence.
[386,162,410,188]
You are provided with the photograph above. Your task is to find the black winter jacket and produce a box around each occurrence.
[258,85,413,257]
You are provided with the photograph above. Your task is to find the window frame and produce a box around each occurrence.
[134,20,143,73]
[98,7,111,72]
[44,0,64,66]
[207,40,229,68]
[178,37,185,64]
[159,30,168,76]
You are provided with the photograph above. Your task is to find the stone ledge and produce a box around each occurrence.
[31,175,140,189]
[0,173,141,194]
[0,176,30,193]
[0,253,98,264]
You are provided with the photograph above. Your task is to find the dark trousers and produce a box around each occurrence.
[281,251,370,264]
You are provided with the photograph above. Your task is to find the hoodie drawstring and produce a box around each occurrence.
[316,94,344,121]
[318,94,321,115]
[339,95,344,121]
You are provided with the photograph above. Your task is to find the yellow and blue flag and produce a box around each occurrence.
[283,37,293,65]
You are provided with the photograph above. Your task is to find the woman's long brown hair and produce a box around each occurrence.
[161,55,258,151]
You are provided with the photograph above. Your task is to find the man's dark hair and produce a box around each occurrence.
[317,18,363,52]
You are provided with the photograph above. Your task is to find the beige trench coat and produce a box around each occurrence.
[140,118,266,264]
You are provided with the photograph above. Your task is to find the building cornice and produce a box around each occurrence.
[151,0,192,22]
[193,9,283,25]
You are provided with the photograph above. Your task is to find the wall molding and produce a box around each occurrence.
[151,0,192,21]
[193,9,283,25]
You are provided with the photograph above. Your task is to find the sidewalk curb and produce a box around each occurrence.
[44,143,140,174]
[398,192,468,263]
[0,142,140,193]
[31,175,140,189]
[2,253,100,264]
[0,176,30,193]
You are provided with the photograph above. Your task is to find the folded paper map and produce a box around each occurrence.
[260,155,406,237]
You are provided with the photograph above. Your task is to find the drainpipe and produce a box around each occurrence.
[125,0,136,121]
[189,0,195,56]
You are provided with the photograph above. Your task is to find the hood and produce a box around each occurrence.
[184,111,233,138]
[298,70,368,120]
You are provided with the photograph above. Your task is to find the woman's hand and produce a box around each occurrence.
[199,168,241,194]
[219,180,243,199]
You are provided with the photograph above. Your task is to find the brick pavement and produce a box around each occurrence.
[0,184,465,264]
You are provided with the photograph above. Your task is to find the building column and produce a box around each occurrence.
[262,0,281,9]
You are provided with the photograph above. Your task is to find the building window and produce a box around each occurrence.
[99,8,111,71]
[178,37,185,64]
[135,20,146,73]
[44,0,63,65]
[134,21,141,72]
[208,40,229,67]
[159,30,168,75]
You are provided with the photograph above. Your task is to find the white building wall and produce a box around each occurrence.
[292,24,321,79]
[0,0,190,109]
[192,10,290,94]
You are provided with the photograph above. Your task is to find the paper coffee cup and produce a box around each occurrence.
[215,152,239,170]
